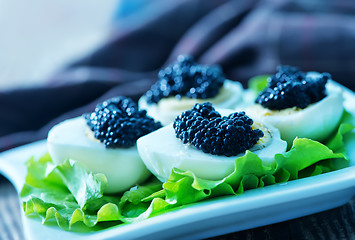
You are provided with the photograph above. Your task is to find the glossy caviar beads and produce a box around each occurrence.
[85,97,162,148]
[145,55,225,104]
[255,65,330,110]
[173,102,264,157]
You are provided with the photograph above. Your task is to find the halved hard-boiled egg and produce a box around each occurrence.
[47,97,162,193]
[138,55,245,126]
[137,103,287,182]
[139,80,244,126]
[245,67,344,145]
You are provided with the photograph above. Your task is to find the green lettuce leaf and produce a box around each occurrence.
[248,75,269,94]
[21,155,123,230]
[21,112,354,231]
[325,110,355,156]
[158,138,348,208]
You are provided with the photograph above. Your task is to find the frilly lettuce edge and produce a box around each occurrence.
[20,112,354,231]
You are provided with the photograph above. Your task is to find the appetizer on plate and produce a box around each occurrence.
[47,96,162,193]
[20,62,353,232]
[137,102,287,182]
[138,55,244,126]
[245,66,344,145]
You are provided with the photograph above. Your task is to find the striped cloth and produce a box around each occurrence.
[0,177,24,240]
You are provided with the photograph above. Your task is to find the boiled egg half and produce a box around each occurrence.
[138,80,244,126]
[245,80,344,145]
[47,117,151,193]
[137,110,287,182]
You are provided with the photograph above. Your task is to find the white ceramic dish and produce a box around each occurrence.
[0,81,355,240]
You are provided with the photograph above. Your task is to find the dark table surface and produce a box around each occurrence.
[1,174,354,240]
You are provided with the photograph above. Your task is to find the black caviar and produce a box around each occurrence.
[255,65,330,110]
[84,96,162,148]
[173,102,264,157]
[144,55,225,104]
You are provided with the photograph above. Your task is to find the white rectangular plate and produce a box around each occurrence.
[1,82,355,240]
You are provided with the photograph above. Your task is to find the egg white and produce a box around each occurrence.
[137,112,287,182]
[138,80,244,126]
[47,117,151,193]
[244,81,344,145]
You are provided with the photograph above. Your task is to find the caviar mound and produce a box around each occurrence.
[173,102,264,157]
[246,81,344,144]
[85,96,162,148]
[145,55,225,104]
[255,65,330,110]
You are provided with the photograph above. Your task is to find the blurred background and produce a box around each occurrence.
[1,0,354,91]
[0,0,354,151]
[1,1,355,86]
[0,0,126,90]
[0,0,355,162]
